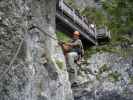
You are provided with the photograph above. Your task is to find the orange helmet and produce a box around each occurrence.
[73,31,80,36]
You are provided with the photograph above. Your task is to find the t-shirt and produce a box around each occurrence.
[70,39,84,55]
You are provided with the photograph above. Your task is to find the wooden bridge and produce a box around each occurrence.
[56,0,111,45]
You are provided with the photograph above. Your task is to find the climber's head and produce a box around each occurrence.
[73,31,80,39]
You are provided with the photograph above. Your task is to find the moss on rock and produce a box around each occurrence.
[108,71,121,82]
[55,60,64,70]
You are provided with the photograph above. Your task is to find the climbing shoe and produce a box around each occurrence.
[71,82,78,88]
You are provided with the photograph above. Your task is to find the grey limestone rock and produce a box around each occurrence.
[0,0,73,100]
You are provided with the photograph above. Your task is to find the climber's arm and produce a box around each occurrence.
[66,40,80,47]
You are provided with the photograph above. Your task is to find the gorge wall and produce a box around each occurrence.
[0,0,73,100]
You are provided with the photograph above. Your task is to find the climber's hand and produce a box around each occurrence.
[58,40,65,45]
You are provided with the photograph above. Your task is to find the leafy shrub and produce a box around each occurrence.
[56,32,70,42]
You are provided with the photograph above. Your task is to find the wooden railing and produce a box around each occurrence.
[57,0,96,37]
[57,0,111,40]
[97,26,111,39]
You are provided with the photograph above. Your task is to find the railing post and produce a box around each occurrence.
[60,0,64,16]
[61,0,63,9]
[81,16,84,28]
[105,26,108,37]
[73,9,75,23]
[108,30,111,39]
[82,16,85,31]
[93,24,96,39]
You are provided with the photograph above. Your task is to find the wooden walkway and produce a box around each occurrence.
[56,0,110,45]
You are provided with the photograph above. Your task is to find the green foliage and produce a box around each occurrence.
[81,0,133,44]
[99,64,109,74]
[81,7,108,27]
[96,74,100,80]
[56,32,70,42]
[66,0,74,5]
[85,41,132,59]
[55,60,64,70]
[37,80,43,95]
[84,44,119,59]
[82,0,133,59]
[102,0,133,34]
[84,47,98,59]
[65,0,77,9]
[129,76,133,84]
[108,71,121,82]
[96,64,109,80]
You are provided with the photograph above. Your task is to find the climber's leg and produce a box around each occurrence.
[67,52,78,68]
[67,52,78,83]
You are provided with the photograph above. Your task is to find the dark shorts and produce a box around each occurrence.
[72,48,82,55]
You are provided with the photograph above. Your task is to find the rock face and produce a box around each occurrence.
[0,0,73,100]
[73,53,133,100]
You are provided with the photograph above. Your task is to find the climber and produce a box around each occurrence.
[59,31,84,65]
[58,31,84,84]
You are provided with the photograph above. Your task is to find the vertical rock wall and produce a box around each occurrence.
[0,0,73,100]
